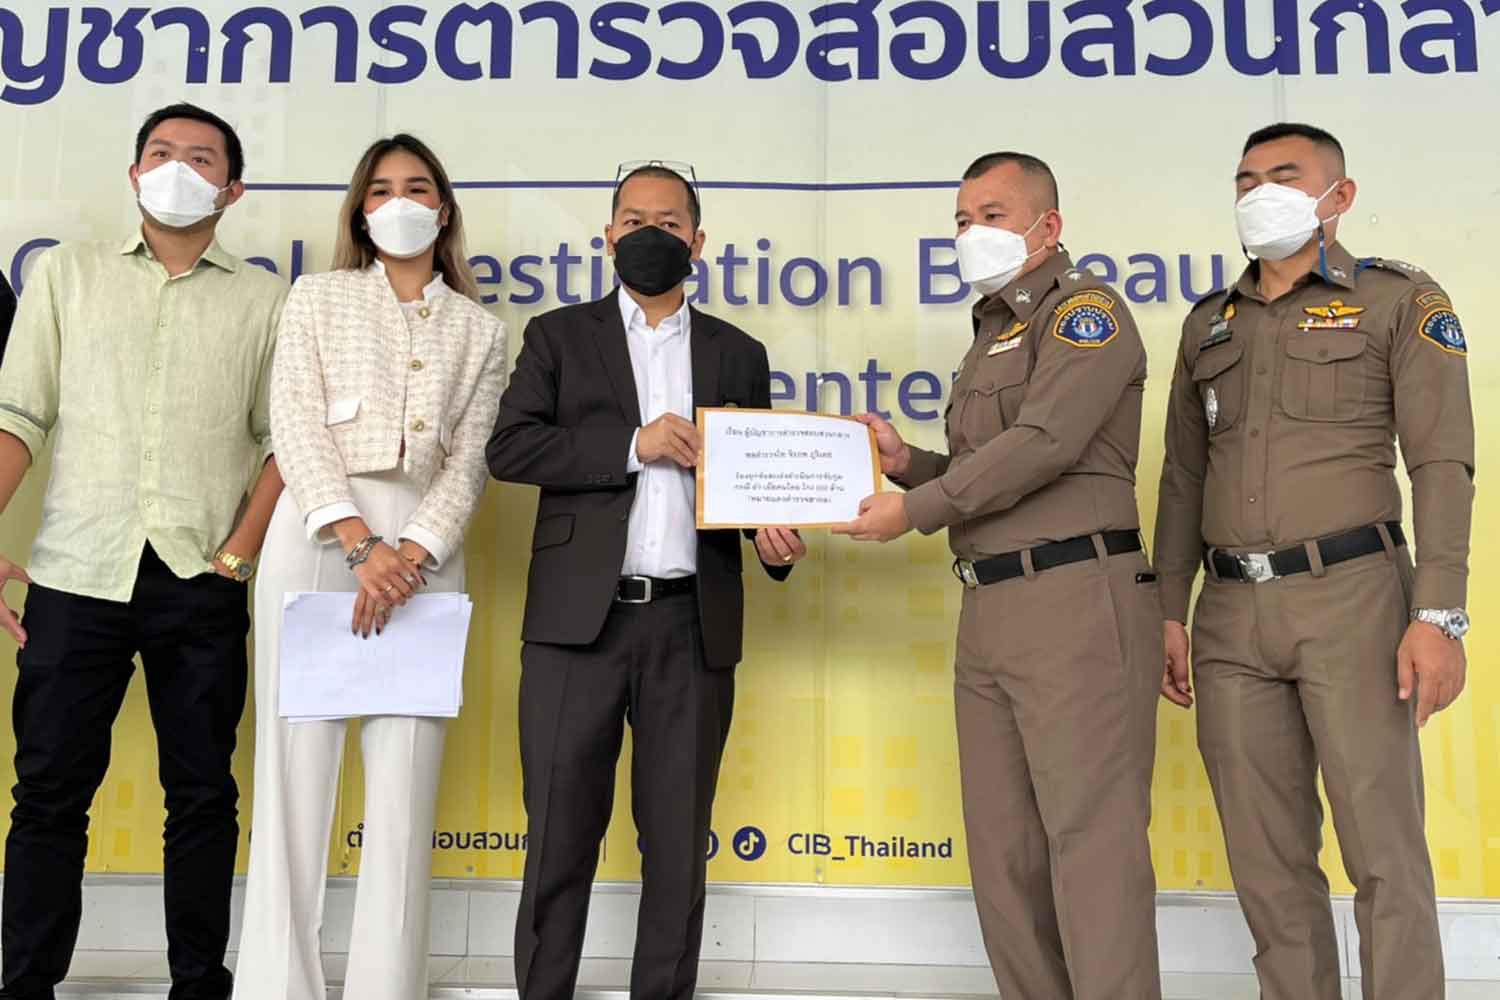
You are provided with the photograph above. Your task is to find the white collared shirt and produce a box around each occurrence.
[619,286,697,578]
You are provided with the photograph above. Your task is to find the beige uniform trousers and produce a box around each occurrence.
[955,545,1164,1000]
[1193,545,1442,1000]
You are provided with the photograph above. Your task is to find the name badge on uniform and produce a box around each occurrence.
[1201,327,1233,351]
[1201,302,1236,351]
[1205,387,1219,429]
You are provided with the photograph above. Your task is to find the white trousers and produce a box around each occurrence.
[234,471,463,1000]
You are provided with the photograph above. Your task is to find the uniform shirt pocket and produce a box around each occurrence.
[1190,340,1247,436]
[958,354,1029,446]
[325,396,361,426]
[1280,332,1369,422]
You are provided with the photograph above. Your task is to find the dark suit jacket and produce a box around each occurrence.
[487,293,791,669]
[0,274,15,365]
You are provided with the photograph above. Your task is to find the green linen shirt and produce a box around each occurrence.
[0,232,286,601]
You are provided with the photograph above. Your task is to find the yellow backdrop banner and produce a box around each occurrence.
[1,0,1497,896]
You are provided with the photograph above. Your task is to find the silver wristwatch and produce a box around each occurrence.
[1411,607,1470,640]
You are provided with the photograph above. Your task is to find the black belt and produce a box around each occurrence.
[1206,522,1404,583]
[953,531,1142,588]
[615,575,697,604]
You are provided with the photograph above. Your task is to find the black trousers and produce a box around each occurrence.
[514,593,735,1000]
[2,545,248,1000]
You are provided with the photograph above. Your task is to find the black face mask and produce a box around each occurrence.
[612,225,693,297]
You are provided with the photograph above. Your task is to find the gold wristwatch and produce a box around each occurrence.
[215,550,255,582]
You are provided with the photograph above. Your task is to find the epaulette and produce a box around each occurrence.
[1355,257,1433,283]
[1052,265,1111,294]
[1188,287,1233,316]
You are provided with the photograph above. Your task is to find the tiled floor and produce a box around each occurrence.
[43,951,1500,999]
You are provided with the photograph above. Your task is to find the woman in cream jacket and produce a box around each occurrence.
[234,134,506,1000]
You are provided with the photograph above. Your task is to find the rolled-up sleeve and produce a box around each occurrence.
[0,251,61,459]
[249,290,286,465]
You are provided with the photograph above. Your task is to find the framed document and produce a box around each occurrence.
[695,408,882,529]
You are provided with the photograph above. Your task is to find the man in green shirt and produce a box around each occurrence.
[0,104,286,1000]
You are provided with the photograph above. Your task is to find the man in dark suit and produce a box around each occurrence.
[0,273,15,364]
[487,163,806,1000]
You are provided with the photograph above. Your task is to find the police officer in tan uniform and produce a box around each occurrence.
[838,152,1164,1000]
[1154,123,1472,1000]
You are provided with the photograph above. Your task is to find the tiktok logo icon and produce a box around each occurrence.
[732,825,767,862]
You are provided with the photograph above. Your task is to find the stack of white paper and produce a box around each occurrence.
[277,592,474,722]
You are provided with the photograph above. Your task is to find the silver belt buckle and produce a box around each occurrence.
[617,575,653,604]
[956,560,980,589]
[1237,552,1278,583]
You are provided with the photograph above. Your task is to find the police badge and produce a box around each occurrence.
[1051,291,1118,348]
[1205,387,1219,429]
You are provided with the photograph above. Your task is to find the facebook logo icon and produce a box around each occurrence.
[732,825,767,862]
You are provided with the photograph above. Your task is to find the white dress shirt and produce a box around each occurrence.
[619,286,697,579]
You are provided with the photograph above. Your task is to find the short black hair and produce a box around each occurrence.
[1242,123,1346,174]
[962,152,1059,211]
[134,103,245,183]
[612,166,701,230]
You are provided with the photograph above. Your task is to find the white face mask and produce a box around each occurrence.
[956,215,1046,296]
[365,198,442,259]
[137,160,226,229]
[1235,181,1341,262]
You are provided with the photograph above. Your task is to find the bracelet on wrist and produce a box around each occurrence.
[346,534,383,570]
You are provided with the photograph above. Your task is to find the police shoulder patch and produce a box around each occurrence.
[1419,307,1467,356]
[1415,289,1451,311]
[1051,290,1119,349]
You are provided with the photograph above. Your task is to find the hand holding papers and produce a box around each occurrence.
[278,592,473,721]
[830,411,918,544]
[695,408,882,529]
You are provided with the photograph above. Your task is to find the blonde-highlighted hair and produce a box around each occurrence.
[332,134,482,302]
